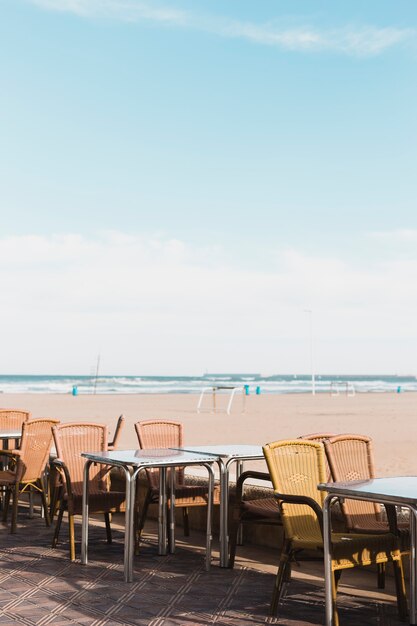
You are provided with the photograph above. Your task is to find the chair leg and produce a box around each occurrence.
[40,482,51,527]
[11,485,19,533]
[182,507,190,536]
[136,490,152,554]
[228,515,240,568]
[2,488,11,523]
[52,506,64,547]
[69,513,76,561]
[270,540,292,616]
[331,571,340,626]
[392,558,408,621]
[334,569,342,590]
[377,562,386,589]
[104,512,112,543]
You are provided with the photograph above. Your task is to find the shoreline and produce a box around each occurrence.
[1,391,416,475]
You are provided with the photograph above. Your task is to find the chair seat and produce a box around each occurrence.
[240,497,281,520]
[0,470,17,485]
[148,483,221,507]
[292,531,401,569]
[65,490,126,514]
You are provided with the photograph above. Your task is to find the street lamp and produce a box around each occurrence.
[304,309,315,396]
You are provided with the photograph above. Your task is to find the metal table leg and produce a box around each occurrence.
[81,459,92,565]
[323,494,335,626]
[159,466,168,556]
[204,462,214,571]
[410,506,417,625]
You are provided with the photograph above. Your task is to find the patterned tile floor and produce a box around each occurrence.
[0,508,405,626]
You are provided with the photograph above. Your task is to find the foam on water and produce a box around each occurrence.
[0,374,416,394]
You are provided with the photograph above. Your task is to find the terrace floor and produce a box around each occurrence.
[0,508,406,625]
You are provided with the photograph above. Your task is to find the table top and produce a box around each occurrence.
[81,448,218,468]
[0,430,21,440]
[172,444,264,459]
[319,476,417,506]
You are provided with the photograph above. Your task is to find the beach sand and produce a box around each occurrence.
[0,391,415,476]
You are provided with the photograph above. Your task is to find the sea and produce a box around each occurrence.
[0,374,415,395]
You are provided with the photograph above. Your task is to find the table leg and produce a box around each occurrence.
[81,459,92,565]
[124,466,136,582]
[323,494,335,626]
[159,466,168,556]
[217,459,228,567]
[410,506,417,625]
[204,462,214,571]
[236,460,244,545]
[169,469,175,554]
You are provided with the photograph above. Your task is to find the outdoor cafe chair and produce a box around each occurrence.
[51,423,126,561]
[324,433,410,588]
[134,419,220,549]
[0,418,59,533]
[228,469,282,568]
[0,409,31,451]
[262,439,407,624]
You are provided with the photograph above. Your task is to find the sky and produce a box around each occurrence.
[1,0,417,375]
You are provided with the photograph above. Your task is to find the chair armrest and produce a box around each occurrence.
[235,470,273,503]
[0,449,21,458]
[274,492,324,535]
[51,458,73,500]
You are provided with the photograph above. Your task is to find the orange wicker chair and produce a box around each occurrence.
[324,433,410,588]
[108,414,125,451]
[299,433,336,481]
[51,423,126,561]
[262,439,407,623]
[0,418,59,532]
[0,409,31,450]
[134,419,220,547]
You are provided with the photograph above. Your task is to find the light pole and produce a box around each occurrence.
[304,309,315,396]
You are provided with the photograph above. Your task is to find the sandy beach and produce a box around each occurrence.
[1,391,416,476]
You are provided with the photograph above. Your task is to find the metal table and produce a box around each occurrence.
[319,477,417,626]
[81,449,216,582]
[0,430,21,448]
[172,444,265,567]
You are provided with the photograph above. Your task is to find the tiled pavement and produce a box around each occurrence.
[0,509,405,626]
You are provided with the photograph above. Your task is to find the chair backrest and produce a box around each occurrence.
[263,439,326,544]
[299,433,336,482]
[18,418,60,483]
[0,409,31,432]
[135,420,183,489]
[52,423,108,497]
[108,414,125,450]
[324,434,381,527]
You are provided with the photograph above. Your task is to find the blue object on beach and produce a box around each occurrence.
[397,386,402,393]
[72,385,78,396]
[244,384,250,395]
[256,386,261,395]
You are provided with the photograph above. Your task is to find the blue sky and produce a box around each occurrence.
[1,0,417,375]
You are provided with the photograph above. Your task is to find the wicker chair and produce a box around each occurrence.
[228,470,282,568]
[51,423,126,561]
[50,415,125,521]
[299,433,336,481]
[134,419,220,547]
[0,409,31,450]
[262,439,407,623]
[108,414,125,451]
[0,418,59,532]
[324,434,410,588]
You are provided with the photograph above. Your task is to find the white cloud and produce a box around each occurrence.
[27,0,414,57]
[2,232,417,374]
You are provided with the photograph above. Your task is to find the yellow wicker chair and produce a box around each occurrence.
[262,439,407,624]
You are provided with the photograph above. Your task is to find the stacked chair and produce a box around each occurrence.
[262,438,408,624]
